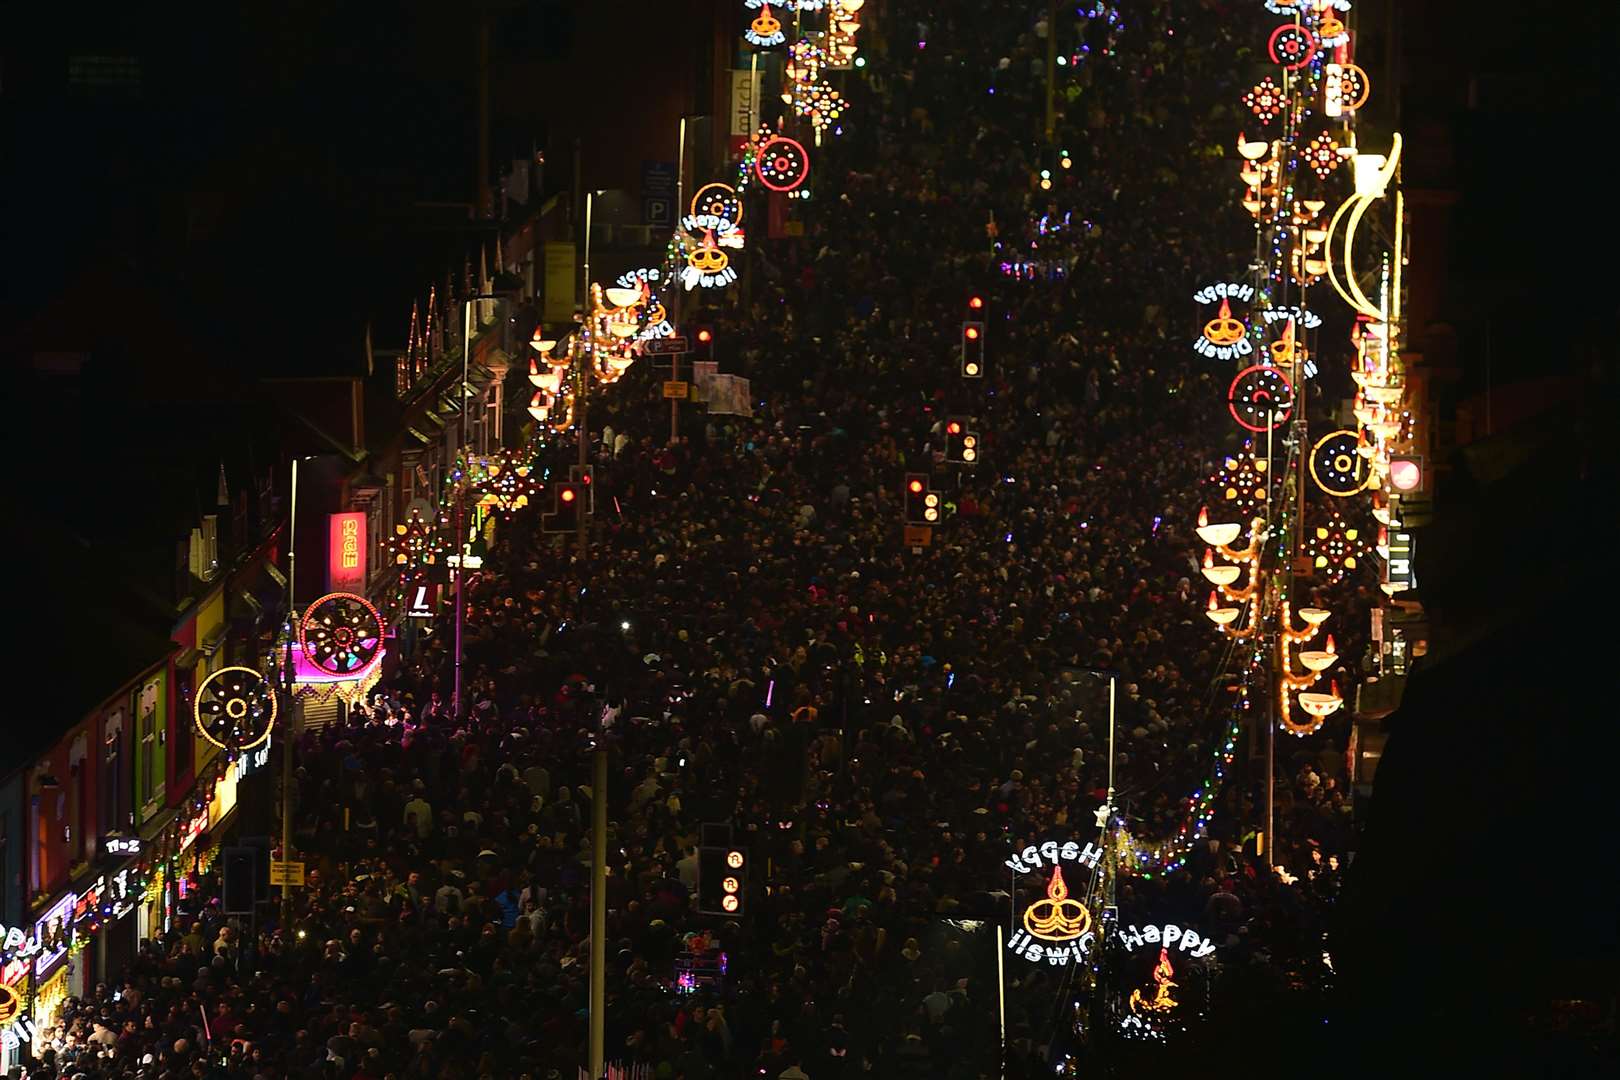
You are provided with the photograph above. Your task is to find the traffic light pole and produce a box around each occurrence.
[588,747,608,1080]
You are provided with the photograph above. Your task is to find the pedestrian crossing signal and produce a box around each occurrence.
[962,321,986,378]
[699,846,747,916]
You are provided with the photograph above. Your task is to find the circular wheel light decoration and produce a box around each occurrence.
[1243,78,1287,124]
[1267,23,1317,71]
[300,592,385,676]
[1227,364,1295,432]
[690,183,743,225]
[755,135,809,191]
[194,665,278,751]
[1310,430,1373,496]
[1338,64,1371,112]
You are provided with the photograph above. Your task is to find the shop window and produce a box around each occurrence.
[101,721,125,835]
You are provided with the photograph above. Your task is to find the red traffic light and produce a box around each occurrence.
[969,296,984,310]
[908,478,925,493]
[946,420,963,435]
[964,326,980,340]
[560,488,577,503]
[696,328,714,344]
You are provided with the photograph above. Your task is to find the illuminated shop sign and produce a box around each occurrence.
[327,512,367,593]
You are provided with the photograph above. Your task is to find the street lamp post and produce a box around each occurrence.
[454,293,503,723]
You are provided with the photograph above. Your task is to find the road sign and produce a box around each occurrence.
[663,381,690,400]
[643,196,674,227]
[643,160,677,225]
[903,525,933,547]
[268,860,306,887]
[642,336,690,356]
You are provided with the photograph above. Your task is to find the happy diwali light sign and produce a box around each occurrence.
[1004,839,1104,966]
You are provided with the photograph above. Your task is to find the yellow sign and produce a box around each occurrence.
[662,381,689,399]
[0,982,20,1025]
[268,860,306,887]
[1022,865,1092,942]
[903,525,933,547]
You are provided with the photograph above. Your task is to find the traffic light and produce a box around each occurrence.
[698,845,748,915]
[694,325,715,359]
[569,465,596,514]
[1388,454,1424,494]
[221,847,256,914]
[904,473,941,526]
[544,482,584,533]
[943,418,979,465]
[968,295,985,311]
[961,321,986,378]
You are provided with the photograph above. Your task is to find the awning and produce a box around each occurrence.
[406,426,433,446]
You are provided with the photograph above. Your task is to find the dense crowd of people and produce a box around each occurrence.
[28,2,1374,1077]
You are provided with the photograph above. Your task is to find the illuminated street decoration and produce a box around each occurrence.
[1310,429,1373,496]
[1279,602,1341,733]
[1268,317,1305,368]
[1212,446,1269,516]
[1227,364,1295,432]
[389,504,445,573]
[1304,509,1370,583]
[1003,838,1103,875]
[1317,6,1349,46]
[1324,62,1370,117]
[1021,866,1092,942]
[744,1,786,47]
[1259,305,1322,330]
[1192,281,1254,306]
[193,666,277,752]
[474,451,538,517]
[1192,298,1252,360]
[826,0,864,67]
[1267,23,1316,70]
[679,213,743,290]
[616,268,675,339]
[1128,948,1180,1014]
[1244,78,1286,124]
[1305,134,1343,180]
[691,183,744,225]
[783,38,847,136]
[755,135,810,192]
[1115,922,1216,958]
[1198,507,1266,639]
[1003,838,1101,966]
[300,592,385,677]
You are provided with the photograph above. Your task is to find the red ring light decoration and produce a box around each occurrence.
[1267,24,1317,71]
[300,591,385,677]
[755,135,809,192]
[1228,364,1295,432]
